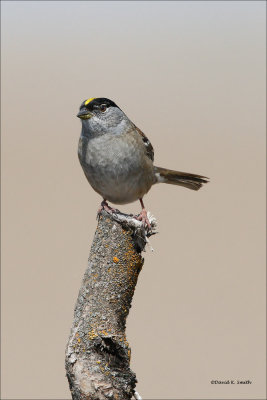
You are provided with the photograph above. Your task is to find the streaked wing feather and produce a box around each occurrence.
[132,123,154,162]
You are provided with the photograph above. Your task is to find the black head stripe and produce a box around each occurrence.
[82,98,118,111]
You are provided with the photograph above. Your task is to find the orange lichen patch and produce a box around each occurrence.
[88,327,98,340]
[99,365,108,374]
[113,256,119,263]
[92,273,99,282]
[123,334,129,346]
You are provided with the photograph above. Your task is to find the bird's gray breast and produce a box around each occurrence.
[78,133,154,204]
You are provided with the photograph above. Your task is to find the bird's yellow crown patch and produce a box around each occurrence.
[85,97,96,106]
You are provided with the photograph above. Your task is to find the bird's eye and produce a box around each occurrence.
[100,104,107,112]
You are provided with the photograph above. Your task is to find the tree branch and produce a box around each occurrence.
[65,210,157,399]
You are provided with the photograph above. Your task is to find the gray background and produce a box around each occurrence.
[1,1,266,399]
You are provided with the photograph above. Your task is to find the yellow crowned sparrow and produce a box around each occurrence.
[77,97,208,228]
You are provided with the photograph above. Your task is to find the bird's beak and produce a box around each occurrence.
[77,108,93,120]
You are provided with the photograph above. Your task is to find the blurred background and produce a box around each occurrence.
[1,1,266,399]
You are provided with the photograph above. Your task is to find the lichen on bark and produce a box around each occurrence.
[65,210,156,400]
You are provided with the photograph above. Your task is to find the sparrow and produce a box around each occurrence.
[77,97,208,229]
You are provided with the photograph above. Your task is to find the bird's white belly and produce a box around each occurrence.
[78,134,154,205]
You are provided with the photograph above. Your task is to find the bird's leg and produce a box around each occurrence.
[98,199,117,215]
[136,198,151,230]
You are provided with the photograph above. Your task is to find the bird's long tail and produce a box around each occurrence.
[154,166,209,191]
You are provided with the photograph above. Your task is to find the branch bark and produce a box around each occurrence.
[65,210,156,400]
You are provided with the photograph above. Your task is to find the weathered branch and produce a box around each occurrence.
[65,210,157,400]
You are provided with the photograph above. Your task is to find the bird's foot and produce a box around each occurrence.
[135,209,151,231]
[98,200,117,216]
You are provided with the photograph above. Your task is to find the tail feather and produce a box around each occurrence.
[155,166,209,191]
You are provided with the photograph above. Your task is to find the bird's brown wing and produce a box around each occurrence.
[132,123,154,162]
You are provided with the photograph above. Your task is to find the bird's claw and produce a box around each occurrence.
[135,209,151,231]
[97,200,118,217]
